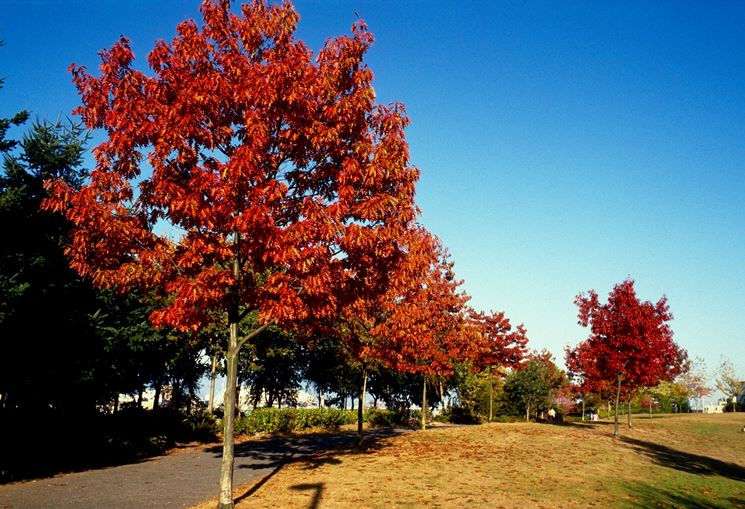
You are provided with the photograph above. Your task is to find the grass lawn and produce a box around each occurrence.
[193,412,745,508]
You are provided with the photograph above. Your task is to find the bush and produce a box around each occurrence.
[235,407,357,434]
[439,406,483,425]
[366,408,411,427]
[182,409,218,442]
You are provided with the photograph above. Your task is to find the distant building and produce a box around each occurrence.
[703,401,725,414]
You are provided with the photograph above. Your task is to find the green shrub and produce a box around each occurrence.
[182,409,218,441]
[235,407,358,434]
[366,408,410,427]
[440,406,483,424]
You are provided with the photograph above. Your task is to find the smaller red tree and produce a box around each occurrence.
[469,309,528,421]
[570,278,687,436]
[373,228,472,430]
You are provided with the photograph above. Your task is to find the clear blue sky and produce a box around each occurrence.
[2,1,744,393]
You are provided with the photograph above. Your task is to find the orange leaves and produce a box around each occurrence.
[48,0,422,336]
[468,309,529,371]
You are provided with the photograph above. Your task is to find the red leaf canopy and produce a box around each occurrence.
[568,278,687,395]
[468,309,528,371]
[43,0,419,332]
[372,227,472,378]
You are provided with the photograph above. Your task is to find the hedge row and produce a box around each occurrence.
[234,407,409,434]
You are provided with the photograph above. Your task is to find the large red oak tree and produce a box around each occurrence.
[566,278,686,436]
[44,1,419,507]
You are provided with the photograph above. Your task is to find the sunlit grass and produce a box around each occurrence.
[193,413,745,508]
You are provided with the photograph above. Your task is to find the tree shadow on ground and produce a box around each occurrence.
[541,418,612,430]
[618,435,745,483]
[0,408,217,484]
[621,480,745,509]
[206,427,404,471]
[290,482,325,509]
[212,427,404,506]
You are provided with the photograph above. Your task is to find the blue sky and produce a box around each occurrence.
[2,1,744,394]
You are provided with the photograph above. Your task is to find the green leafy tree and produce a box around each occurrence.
[716,357,743,412]
[239,324,304,409]
[0,118,101,411]
[503,353,567,422]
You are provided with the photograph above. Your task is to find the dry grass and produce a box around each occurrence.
[192,413,745,509]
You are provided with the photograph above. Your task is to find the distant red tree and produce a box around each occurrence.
[373,227,472,429]
[568,278,687,435]
[468,309,528,420]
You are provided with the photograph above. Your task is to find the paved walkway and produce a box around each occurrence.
[0,429,406,509]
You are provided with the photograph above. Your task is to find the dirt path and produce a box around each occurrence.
[0,428,407,509]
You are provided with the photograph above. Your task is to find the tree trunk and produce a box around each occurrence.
[217,323,239,509]
[581,397,585,422]
[421,375,427,431]
[488,367,494,423]
[649,398,652,419]
[438,379,446,410]
[525,402,530,423]
[614,374,622,436]
[208,351,218,413]
[607,401,611,421]
[356,368,368,445]
[627,399,632,429]
[235,384,242,416]
[137,386,144,409]
[153,382,162,411]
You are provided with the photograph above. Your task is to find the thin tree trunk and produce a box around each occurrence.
[208,351,218,413]
[488,367,494,423]
[217,325,239,509]
[607,401,611,421]
[153,382,162,411]
[438,379,445,410]
[421,375,427,431]
[581,397,585,422]
[614,375,622,436]
[235,384,242,416]
[526,402,530,423]
[649,398,652,419]
[356,368,368,445]
[627,399,633,429]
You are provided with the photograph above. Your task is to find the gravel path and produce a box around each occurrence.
[0,428,407,509]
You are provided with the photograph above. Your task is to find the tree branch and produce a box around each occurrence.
[237,323,270,350]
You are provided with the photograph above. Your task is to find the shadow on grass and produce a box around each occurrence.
[618,435,745,483]
[621,481,745,509]
[291,482,325,509]
[206,427,405,504]
[541,418,613,430]
[207,427,404,469]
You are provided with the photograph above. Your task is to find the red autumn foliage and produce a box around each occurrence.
[566,278,687,434]
[42,1,420,506]
[44,0,419,335]
[372,227,472,379]
[468,308,528,372]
